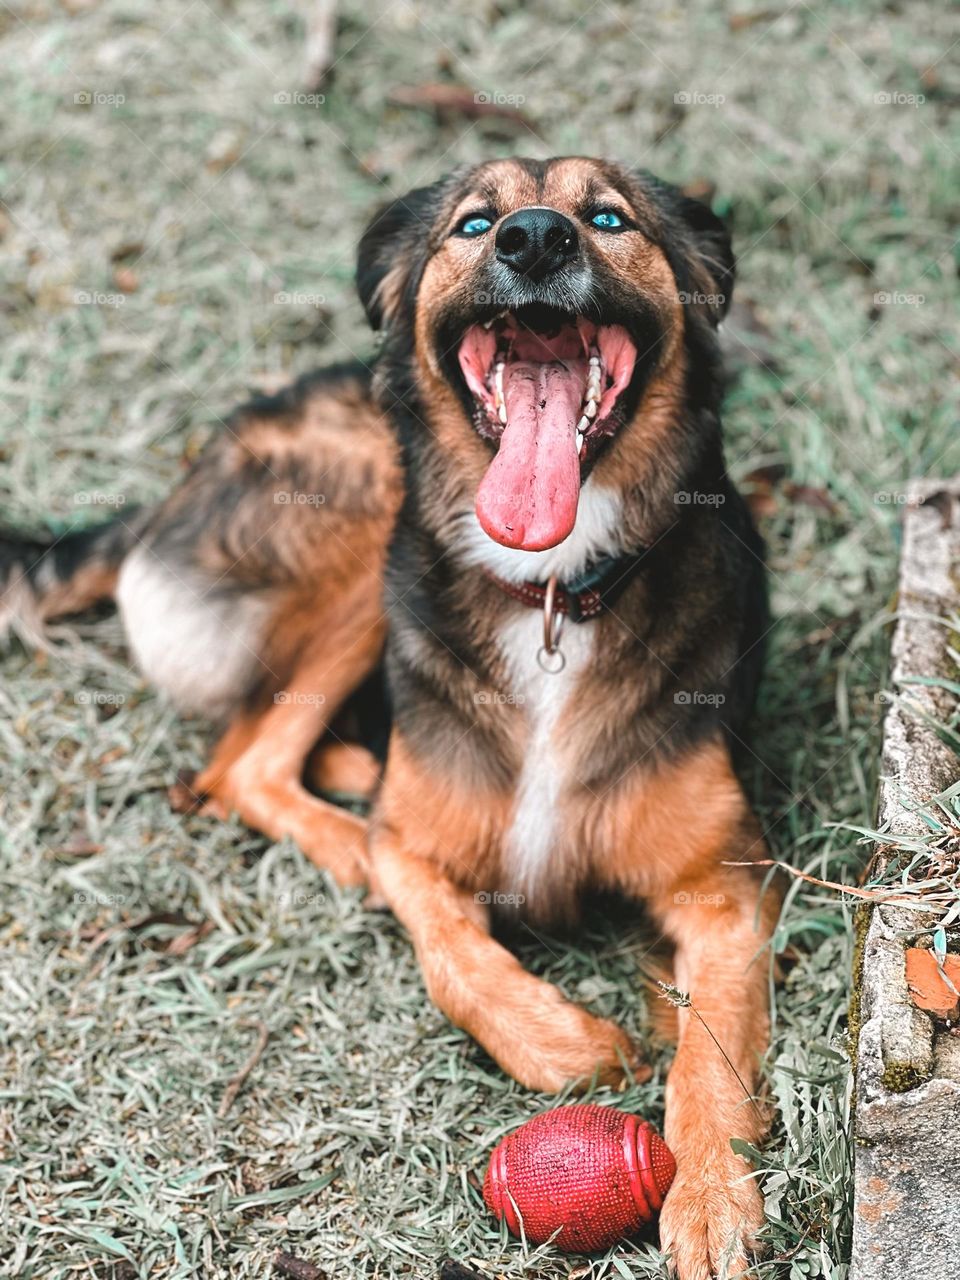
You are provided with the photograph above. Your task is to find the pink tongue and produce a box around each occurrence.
[475,361,583,550]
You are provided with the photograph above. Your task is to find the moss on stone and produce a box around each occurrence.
[881,1060,927,1093]
[847,902,873,1069]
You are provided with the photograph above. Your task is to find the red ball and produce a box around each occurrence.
[483,1103,676,1253]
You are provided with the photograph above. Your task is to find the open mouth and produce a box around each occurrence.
[458,307,637,551]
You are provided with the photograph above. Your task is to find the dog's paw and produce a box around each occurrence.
[658,1154,764,1280]
[495,995,650,1093]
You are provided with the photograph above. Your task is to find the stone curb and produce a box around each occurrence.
[851,477,960,1280]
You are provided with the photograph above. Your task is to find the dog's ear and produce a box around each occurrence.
[637,173,735,325]
[669,192,735,323]
[356,176,453,332]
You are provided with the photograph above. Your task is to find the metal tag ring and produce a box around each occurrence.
[537,645,566,673]
[542,574,565,657]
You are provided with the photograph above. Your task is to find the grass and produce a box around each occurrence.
[1,0,958,1276]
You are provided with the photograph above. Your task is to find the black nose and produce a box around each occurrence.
[495,208,579,280]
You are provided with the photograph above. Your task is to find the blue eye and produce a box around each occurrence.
[460,214,493,237]
[591,210,624,230]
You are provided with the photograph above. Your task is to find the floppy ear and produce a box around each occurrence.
[356,176,454,332]
[669,193,735,323]
[639,174,735,325]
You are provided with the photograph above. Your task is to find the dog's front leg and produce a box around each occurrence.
[605,740,779,1279]
[651,845,778,1280]
[370,826,647,1093]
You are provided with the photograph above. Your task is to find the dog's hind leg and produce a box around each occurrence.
[190,578,386,887]
[305,740,381,801]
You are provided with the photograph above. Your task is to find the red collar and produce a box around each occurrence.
[482,548,648,625]
[483,571,605,621]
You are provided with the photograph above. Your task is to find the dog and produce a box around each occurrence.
[2,157,779,1280]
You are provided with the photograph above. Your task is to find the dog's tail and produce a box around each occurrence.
[0,512,145,645]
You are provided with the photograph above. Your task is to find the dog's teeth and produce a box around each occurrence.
[584,400,598,419]
[483,310,509,329]
[577,414,590,433]
[576,430,584,452]
[495,362,505,403]
[493,362,506,413]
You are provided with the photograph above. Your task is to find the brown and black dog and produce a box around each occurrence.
[2,157,779,1279]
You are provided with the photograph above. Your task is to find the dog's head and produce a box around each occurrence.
[357,157,733,552]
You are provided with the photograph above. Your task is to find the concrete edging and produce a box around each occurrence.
[851,478,960,1280]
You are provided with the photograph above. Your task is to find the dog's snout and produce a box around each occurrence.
[495,208,579,280]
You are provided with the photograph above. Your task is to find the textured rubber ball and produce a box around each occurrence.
[483,1103,676,1253]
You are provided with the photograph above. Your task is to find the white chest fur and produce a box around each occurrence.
[459,483,626,584]
[459,479,623,913]
[495,610,595,912]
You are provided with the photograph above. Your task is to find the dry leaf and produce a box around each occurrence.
[905,948,960,1019]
